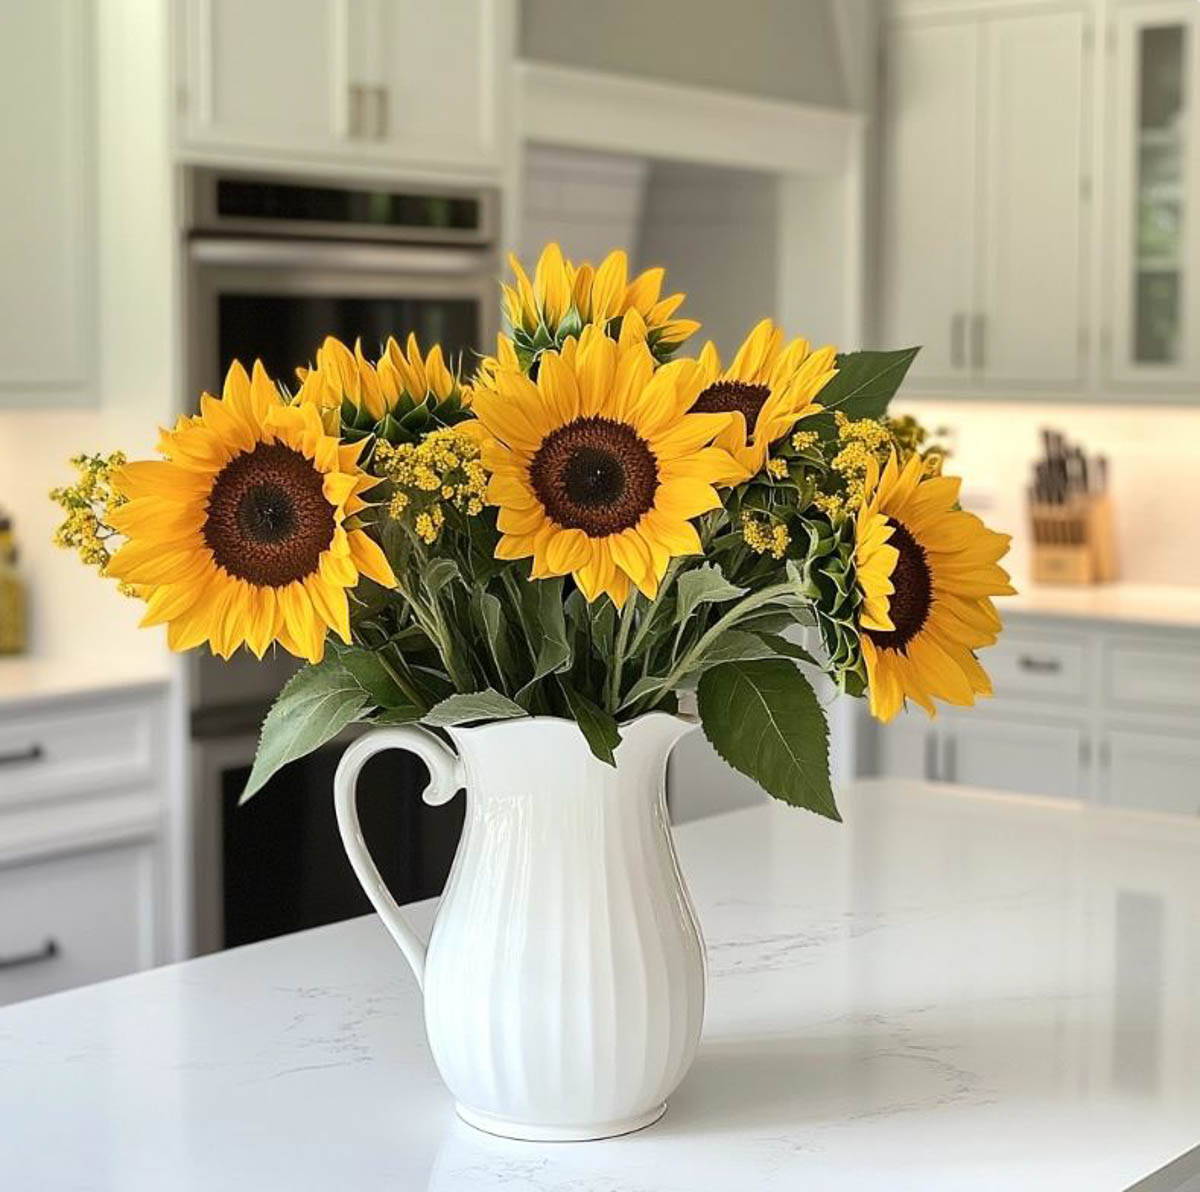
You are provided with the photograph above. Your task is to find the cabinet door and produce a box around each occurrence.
[1105,728,1200,817]
[0,839,158,1005]
[373,0,503,169]
[978,9,1090,386]
[942,716,1088,800]
[0,0,94,406]
[1109,3,1200,386]
[873,715,936,782]
[880,21,978,384]
[180,0,342,152]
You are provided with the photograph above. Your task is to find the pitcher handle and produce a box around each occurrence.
[334,726,464,990]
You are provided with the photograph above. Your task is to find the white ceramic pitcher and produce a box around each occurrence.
[333,712,707,1142]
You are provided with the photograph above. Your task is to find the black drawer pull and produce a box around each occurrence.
[0,744,44,767]
[0,938,59,971]
[1017,656,1062,675]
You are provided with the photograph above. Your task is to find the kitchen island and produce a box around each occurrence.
[2,778,1198,1191]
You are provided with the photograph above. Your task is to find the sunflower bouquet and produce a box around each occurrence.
[53,244,1012,818]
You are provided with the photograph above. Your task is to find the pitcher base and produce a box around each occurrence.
[455,1101,667,1142]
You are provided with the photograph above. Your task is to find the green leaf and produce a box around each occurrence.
[759,633,821,667]
[688,629,778,673]
[424,558,461,597]
[372,705,422,725]
[557,679,621,766]
[241,661,370,803]
[518,577,571,693]
[334,645,408,708]
[674,564,746,625]
[697,658,839,820]
[471,587,514,681]
[422,689,528,727]
[818,347,920,423]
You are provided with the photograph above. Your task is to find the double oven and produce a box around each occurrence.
[183,168,499,955]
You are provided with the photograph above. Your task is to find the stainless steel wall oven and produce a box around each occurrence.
[184,169,495,954]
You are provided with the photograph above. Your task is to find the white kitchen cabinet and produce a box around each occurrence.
[178,0,341,153]
[875,712,934,783]
[1108,1,1200,389]
[880,5,1092,392]
[880,20,978,384]
[979,9,1090,386]
[0,676,176,1002]
[0,837,159,1006]
[862,610,1200,818]
[0,0,95,407]
[940,715,1088,801]
[177,0,510,175]
[1104,728,1200,818]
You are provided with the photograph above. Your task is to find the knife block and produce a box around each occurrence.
[1029,495,1118,585]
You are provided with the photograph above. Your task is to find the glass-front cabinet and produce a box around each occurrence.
[1111,3,1200,387]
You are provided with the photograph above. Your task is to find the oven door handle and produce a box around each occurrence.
[188,237,496,276]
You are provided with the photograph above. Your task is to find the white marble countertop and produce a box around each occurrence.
[1005,580,1200,630]
[0,653,171,710]
[3,779,1200,1191]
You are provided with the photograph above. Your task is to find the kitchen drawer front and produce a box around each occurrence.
[1106,643,1200,713]
[982,632,1088,701]
[0,696,159,808]
[0,838,158,1005]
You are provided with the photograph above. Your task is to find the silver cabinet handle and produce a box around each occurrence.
[1017,655,1062,675]
[374,86,388,139]
[0,744,43,767]
[950,313,967,369]
[348,83,365,138]
[0,938,58,971]
[943,735,957,784]
[971,313,986,371]
[924,731,939,782]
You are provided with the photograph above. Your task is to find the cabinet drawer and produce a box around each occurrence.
[0,839,158,1005]
[0,696,158,808]
[1106,644,1200,712]
[982,633,1088,701]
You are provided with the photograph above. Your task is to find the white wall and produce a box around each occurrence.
[519,144,648,267]
[0,0,176,668]
[897,398,1200,588]
[520,0,847,108]
[638,161,781,358]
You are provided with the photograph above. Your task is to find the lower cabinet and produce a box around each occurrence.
[862,614,1200,818]
[874,714,1086,800]
[941,715,1087,800]
[0,837,159,1006]
[1104,728,1200,818]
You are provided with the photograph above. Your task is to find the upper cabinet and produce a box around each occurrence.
[176,0,512,177]
[0,0,95,408]
[1108,1,1200,389]
[880,5,1092,395]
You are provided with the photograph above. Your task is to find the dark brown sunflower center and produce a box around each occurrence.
[203,443,335,587]
[864,518,933,653]
[692,380,770,428]
[528,416,659,536]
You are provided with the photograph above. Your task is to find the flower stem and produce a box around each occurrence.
[377,650,427,713]
[625,581,800,716]
[607,594,638,713]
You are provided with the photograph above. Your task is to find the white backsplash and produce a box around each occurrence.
[898,398,1200,588]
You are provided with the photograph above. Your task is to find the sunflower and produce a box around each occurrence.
[104,361,396,662]
[855,452,1014,723]
[503,243,700,366]
[471,319,734,606]
[296,334,471,442]
[692,319,838,483]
